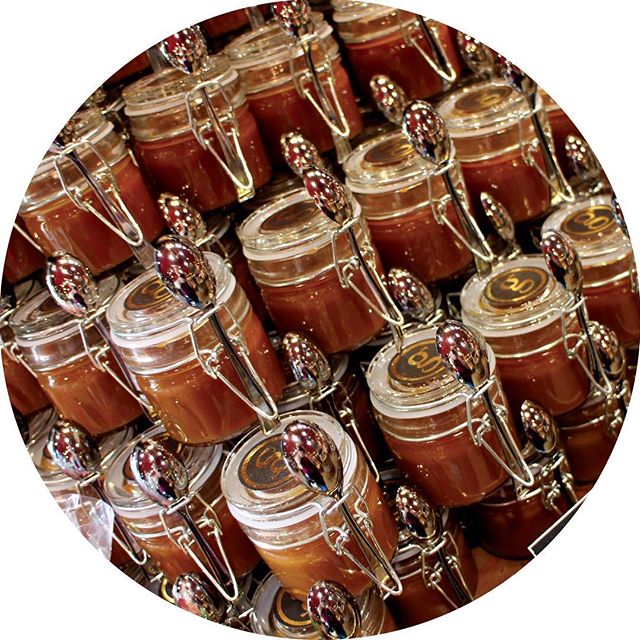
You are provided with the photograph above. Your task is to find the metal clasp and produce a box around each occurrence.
[538,455,576,515]
[319,483,403,597]
[185,79,255,202]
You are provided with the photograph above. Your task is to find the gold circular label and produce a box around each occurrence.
[388,338,444,387]
[261,201,318,233]
[482,266,549,309]
[239,434,294,492]
[273,588,310,630]
[124,276,172,311]
[454,85,512,115]
[560,205,615,239]
[363,137,414,167]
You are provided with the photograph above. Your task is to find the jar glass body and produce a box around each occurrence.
[2,350,50,416]
[3,222,42,284]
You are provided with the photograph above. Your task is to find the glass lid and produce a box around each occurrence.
[437,79,531,138]
[461,255,571,337]
[542,195,632,267]
[331,0,396,20]
[104,422,223,518]
[221,410,357,528]
[107,253,234,348]
[11,276,119,345]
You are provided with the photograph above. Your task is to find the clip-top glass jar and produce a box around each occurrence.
[438,80,554,223]
[331,1,461,100]
[19,107,164,276]
[343,130,473,284]
[252,572,397,636]
[107,253,284,444]
[541,90,581,179]
[367,327,513,507]
[225,15,363,162]
[238,189,387,354]
[10,281,144,436]
[123,55,272,212]
[542,195,640,348]
[461,255,592,416]
[104,423,260,583]
[222,410,398,601]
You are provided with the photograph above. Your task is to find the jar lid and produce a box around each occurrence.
[541,195,632,269]
[10,276,119,346]
[29,413,134,494]
[107,253,234,349]
[437,80,531,139]
[122,55,240,117]
[238,189,357,261]
[225,15,333,71]
[460,255,572,337]
[221,410,357,530]
[104,422,223,519]
[344,131,435,194]
[367,327,494,419]
[252,573,377,637]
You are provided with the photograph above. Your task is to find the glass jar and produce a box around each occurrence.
[19,107,164,276]
[470,457,565,559]
[461,255,592,416]
[343,131,473,284]
[556,391,621,484]
[225,16,363,162]
[107,253,284,444]
[238,189,387,354]
[252,572,396,636]
[438,80,553,223]
[542,195,640,348]
[222,411,398,600]
[367,327,512,507]
[3,221,43,285]
[28,410,135,567]
[388,513,478,626]
[123,55,272,212]
[104,423,259,583]
[331,2,461,100]
[541,90,581,179]
[200,6,269,39]
[10,281,143,436]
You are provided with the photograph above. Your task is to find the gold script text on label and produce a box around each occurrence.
[483,266,549,309]
[561,205,615,239]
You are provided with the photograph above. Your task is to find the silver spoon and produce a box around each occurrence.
[307,580,361,640]
[479,192,520,258]
[387,268,437,324]
[611,193,630,239]
[521,400,578,508]
[154,236,278,432]
[272,0,352,163]
[302,166,405,350]
[495,57,574,203]
[456,33,496,79]
[565,134,606,193]
[369,75,408,126]
[48,419,149,568]
[281,132,324,177]
[396,485,473,605]
[172,573,225,622]
[158,193,208,245]
[402,101,494,274]
[281,419,400,593]
[589,322,628,418]
[436,320,533,486]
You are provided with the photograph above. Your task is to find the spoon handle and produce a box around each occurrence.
[552,465,577,509]
[435,548,473,606]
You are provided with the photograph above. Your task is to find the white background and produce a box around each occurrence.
[0,1,638,638]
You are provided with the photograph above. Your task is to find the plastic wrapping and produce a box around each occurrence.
[63,494,114,560]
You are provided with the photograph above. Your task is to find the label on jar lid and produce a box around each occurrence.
[388,339,445,387]
[124,276,173,311]
[363,137,415,167]
[260,201,318,234]
[454,85,512,115]
[560,205,615,239]
[482,266,549,310]
[273,587,311,631]
[239,434,296,492]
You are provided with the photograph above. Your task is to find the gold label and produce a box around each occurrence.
[560,205,615,239]
[363,137,414,167]
[482,266,549,309]
[239,434,293,492]
[454,85,512,114]
[388,338,444,386]
[261,201,318,233]
[124,276,172,311]
[273,588,310,629]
